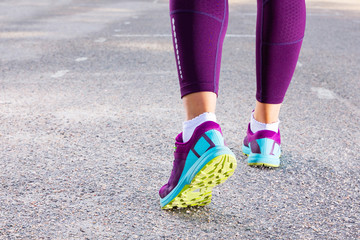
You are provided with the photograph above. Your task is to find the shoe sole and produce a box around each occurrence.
[161,154,236,209]
[242,145,280,168]
[247,157,280,168]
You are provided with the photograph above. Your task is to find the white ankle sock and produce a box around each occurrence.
[250,112,279,133]
[182,112,217,142]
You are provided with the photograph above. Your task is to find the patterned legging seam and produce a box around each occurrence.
[170,9,222,23]
[214,0,227,93]
[262,37,304,46]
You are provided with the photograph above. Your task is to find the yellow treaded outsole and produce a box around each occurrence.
[162,154,237,210]
[247,162,279,168]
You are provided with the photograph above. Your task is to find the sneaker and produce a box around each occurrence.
[242,123,281,167]
[159,121,237,209]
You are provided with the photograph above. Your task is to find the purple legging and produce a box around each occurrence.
[170,0,306,104]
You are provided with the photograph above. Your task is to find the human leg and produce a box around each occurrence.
[159,0,237,209]
[183,92,217,121]
[255,0,306,105]
[182,92,217,144]
[254,101,281,124]
[170,0,229,97]
[243,0,306,167]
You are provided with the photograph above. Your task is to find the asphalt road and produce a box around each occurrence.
[0,0,359,239]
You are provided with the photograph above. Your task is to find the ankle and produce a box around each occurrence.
[183,92,217,120]
[182,112,217,142]
[254,101,281,124]
[250,112,279,133]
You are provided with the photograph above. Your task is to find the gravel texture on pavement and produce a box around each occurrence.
[0,0,359,239]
